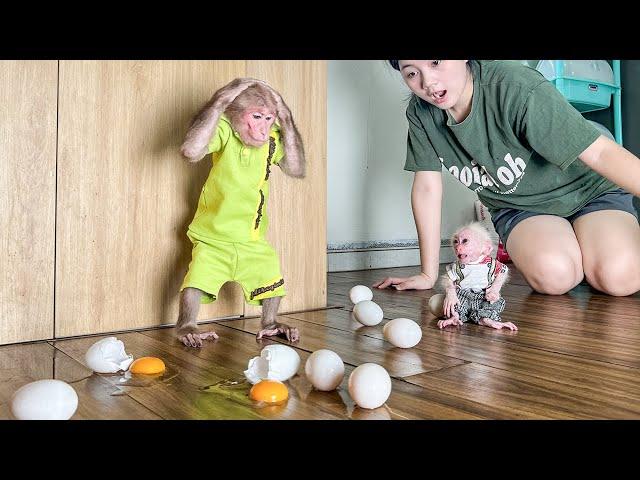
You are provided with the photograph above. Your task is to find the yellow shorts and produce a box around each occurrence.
[180,232,286,306]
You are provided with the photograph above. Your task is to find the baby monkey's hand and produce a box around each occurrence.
[485,287,501,303]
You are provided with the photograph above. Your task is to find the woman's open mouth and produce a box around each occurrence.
[432,90,447,104]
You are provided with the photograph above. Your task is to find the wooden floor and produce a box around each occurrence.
[2,265,640,420]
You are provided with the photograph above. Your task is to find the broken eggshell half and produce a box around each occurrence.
[85,337,134,374]
[244,344,301,384]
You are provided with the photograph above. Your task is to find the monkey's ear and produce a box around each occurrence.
[484,241,494,256]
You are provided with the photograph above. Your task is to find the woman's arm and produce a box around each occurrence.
[579,135,640,197]
[374,171,443,290]
[413,170,443,282]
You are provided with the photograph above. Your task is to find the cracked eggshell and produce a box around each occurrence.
[84,337,134,373]
[244,344,301,384]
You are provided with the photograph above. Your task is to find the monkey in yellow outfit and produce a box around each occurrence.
[178,78,305,348]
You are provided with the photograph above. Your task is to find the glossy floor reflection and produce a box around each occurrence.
[2,264,639,419]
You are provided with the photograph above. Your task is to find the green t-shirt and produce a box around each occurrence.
[404,60,616,216]
[188,115,284,243]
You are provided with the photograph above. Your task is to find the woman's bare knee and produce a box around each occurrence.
[585,255,640,296]
[506,215,583,294]
[521,254,583,295]
[573,210,640,297]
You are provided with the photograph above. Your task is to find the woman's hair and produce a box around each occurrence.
[387,60,478,72]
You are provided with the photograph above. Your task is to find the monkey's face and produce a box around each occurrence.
[237,107,276,147]
[453,228,491,265]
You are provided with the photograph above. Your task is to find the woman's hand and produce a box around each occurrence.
[373,273,436,291]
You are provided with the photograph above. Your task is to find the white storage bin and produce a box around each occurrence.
[536,60,614,84]
[536,60,617,113]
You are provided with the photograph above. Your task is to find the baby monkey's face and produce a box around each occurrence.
[453,228,490,264]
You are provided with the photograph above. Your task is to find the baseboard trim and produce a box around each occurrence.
[327,242,456,272]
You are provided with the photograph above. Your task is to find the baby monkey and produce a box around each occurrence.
[436,222,517,331]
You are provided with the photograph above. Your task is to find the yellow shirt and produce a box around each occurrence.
[188,115,284,243]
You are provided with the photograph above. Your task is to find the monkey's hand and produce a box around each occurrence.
[485,287,501,304]
[443,292,460,319]
[181,78,265,163]
[373,273,436,291]
[176,324,219,348]
[241,79,291,121]
[215,77,263,105]
[256,322,300,342]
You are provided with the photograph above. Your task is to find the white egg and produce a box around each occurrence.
[349,312,365,330]
[353,300,383,326]
[348,363,392,410]
[244,344,301,384]
[11,379,78,420]
[84,336,134,373]
[383,318,423,348]
[349,285,373,304]
[305,349,345,391]
[428,293,445,318]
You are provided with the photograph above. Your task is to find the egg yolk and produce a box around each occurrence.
[249,380,289,404]
[129,357,166,374]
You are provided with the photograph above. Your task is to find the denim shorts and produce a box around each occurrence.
[491,189,639,246]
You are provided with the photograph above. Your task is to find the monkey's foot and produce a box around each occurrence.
[478,318,518,331]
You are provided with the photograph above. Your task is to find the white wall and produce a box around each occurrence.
[327,60,478,271]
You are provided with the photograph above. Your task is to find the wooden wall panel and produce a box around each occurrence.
[0,61,57,345]
[55,61,247,337]
[244,61,327,317]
